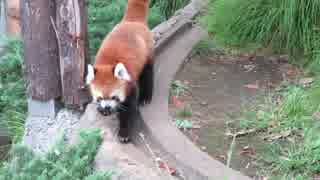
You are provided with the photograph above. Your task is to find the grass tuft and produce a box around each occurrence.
[201,0,320,71]
[237,79,320,178]
[150,0,190,19]
[0,36,26,142]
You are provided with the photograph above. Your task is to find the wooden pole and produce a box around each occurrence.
[20,0,61,101]
[55,0,90,108]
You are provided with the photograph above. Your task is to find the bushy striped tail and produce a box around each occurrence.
[123,0,149,22]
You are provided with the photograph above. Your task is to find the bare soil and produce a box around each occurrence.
[169,52,299,178]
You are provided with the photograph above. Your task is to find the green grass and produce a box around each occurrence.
[170,80,189,97]
[0,36,26,142]
[201,0,320,72]
[150,0,190,19]
[177,105,193,118]
[191,39,218,57]
[235,79,320,179]
[0,129,113,180]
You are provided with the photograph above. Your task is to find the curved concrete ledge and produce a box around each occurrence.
[137,26,251,180]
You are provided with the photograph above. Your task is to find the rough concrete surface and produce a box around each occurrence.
[69,104,175,180]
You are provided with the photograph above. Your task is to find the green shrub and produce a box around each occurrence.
[201,0,320,70]
[0,129,113,180]
[150,0,190,19]
[0,36,26,142]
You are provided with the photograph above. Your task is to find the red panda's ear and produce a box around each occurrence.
[86,64,96,85]
[114,63,131,81]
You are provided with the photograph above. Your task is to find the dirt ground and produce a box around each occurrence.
[169,51,299,178]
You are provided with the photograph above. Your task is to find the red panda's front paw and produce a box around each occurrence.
[118,130,130,143]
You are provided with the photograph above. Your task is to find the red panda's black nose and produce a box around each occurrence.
[97,105,112,116]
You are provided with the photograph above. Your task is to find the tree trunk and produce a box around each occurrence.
[20,0,61,101]
[55,0,91,108]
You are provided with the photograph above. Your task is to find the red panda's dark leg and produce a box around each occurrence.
[117,83,139,143]
[138,63,154,105]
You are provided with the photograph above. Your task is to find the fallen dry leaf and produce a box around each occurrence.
[239,146,256,157]
[263,130,291,141]
[313,112,320,120]
[158,161,177,175]
[243,64,256,72]
[171,96,184,108]
[313,174,320,180]
[226,129,257,138]
[215,155,226,161]
[244,83,259,90]
[299,77,314,86]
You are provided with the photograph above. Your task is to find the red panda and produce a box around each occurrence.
[86,0,154,143]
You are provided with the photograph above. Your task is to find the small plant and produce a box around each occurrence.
[170,80,188,97]
[175,119,193,129]
[177,105,192,118]
[0,129,113,180]
[150,0,190,19]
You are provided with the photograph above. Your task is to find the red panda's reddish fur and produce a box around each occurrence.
[91,0,153,97]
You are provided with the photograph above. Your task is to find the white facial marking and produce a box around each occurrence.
[111,86,126,102]
[86,64,95,85]
[114,63,131,81]
[90,86,103,102]
[100,100,117,108]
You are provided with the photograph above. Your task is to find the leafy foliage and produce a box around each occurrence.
[170,80,189,97]
[0,129,113,180]
[150,0,190,19]
[0,36,26,142]
[201,0,320,71]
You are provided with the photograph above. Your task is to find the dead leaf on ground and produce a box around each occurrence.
[215,155,226,161]
[171,96,184,108]
[200,101,208,106]
[239,146,256,157]
[244,83,259,90]
[263,130,291,141]
[299,77,314,86]
[157,161,177,175]
[243,64,256,72]
[313,174,320,180]
[226,129,257,138]
[313,112,320,120]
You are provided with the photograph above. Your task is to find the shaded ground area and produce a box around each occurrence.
[169,52,295,178]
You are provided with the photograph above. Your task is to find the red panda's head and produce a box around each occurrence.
[86,63,132,116]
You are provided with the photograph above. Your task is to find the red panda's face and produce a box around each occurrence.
[86,63,132,116]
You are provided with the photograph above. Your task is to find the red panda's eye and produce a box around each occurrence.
[111,96,120,102]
